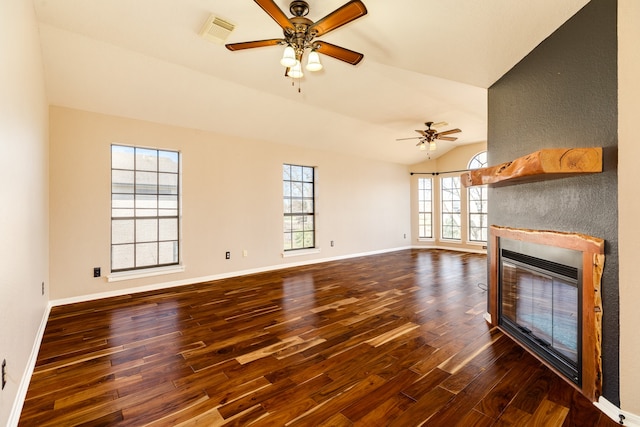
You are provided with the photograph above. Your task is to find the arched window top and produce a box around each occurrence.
[468,151,487,170]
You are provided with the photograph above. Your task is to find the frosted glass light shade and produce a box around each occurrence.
[306,51,323,71]
[429,141,437,151]
[287,60,304,79]
[280,46,297,67]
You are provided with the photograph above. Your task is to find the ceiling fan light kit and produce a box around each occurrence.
[225,0,367,79]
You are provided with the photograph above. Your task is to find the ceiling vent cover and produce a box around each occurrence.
[200,14,235,44]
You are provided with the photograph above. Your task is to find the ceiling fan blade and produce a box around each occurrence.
[314,41,363,65]
[225,39,284,51]
[437,128,462,136]
[437,136,458,141]
[253,0,294,31]
[415,130,427,137]
[309,0,367,37]
[396,137,421,141]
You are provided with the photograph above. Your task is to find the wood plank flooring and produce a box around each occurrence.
[19,249,618,426]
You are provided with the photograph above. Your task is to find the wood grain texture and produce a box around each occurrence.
[461,147,602,187]
[19,250,618,426]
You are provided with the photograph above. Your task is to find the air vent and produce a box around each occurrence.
[200,14,235,44]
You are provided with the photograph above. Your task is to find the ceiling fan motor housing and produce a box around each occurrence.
[290,1,310,17]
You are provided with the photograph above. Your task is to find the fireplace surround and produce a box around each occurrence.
[488,225,605,401]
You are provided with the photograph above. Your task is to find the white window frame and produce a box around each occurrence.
[110,144,181,274]
[467,151,488,244]
[418,177,434,240]
[440,176,462,241]
[283,163,316,251]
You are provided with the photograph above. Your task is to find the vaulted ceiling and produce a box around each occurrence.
[33,0,590,164]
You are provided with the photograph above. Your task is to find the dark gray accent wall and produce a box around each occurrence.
[487,0,618,404]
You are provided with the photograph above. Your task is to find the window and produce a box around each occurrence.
[418,178,433,238]
[111,145,180,272]
[441,176,461,240]
[283,164,315,251]
[468,151,488,242]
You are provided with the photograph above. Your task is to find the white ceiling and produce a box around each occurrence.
[33,0,590,165]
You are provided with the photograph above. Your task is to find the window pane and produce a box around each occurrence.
[303,216,314,231]
[112,244,134,270]
[112,194,134,209]
[158,150,179,173]
[159,218,178,241]
[136,148,158,171]
[291,182,303,198]
[283,198,292,214]
[302,167,313,182]
[112,220,134,244]
[291,165,302,181]
[136,171,157,194]
[136,219,158,242]
[302,183,313,197]
[159,241,178,264]
[136,194,157,209]
[112,145,135,170]
[136,242,158,267]
[112,170,134,194]
[158,195,177,210]
[159,173,178,194]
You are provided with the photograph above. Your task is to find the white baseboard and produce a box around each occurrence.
[50,246,414,307]
[7,302,52,427]
[595,396,640,426]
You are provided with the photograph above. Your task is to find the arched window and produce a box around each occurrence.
[468,151,488,242]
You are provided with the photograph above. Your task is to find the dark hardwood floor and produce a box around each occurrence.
[19,249,618,426]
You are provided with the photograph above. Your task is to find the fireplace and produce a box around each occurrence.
[499,238,582,385]
[488,226,605,401]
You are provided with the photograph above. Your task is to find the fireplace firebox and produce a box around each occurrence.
[499,239,582,385]
[488,226,605,401]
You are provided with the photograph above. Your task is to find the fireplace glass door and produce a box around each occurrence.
[499,245,581,384]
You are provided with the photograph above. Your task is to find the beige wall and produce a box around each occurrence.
[409,142,488,252]
[49,106,412,301]
[0,0,49,425]
[618,0,640,415]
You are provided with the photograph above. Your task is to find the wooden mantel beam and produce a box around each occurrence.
[461,147,602,187]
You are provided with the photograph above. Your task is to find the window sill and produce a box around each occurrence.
[107,265,185,282]
[417,238,435,242]
[282,248,321,258]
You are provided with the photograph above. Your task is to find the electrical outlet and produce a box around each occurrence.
[225,251,231,260]
[2,359,6,390]
[243,249,248,257]
[93,267,101,278]
[330,240,334,247]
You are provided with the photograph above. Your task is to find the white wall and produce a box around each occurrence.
[0,0,49,425]
[49,106,412,301]
[618,0,640,416]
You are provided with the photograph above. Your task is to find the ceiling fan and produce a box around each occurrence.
[225,0,367,78]
[396,121,462,151]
